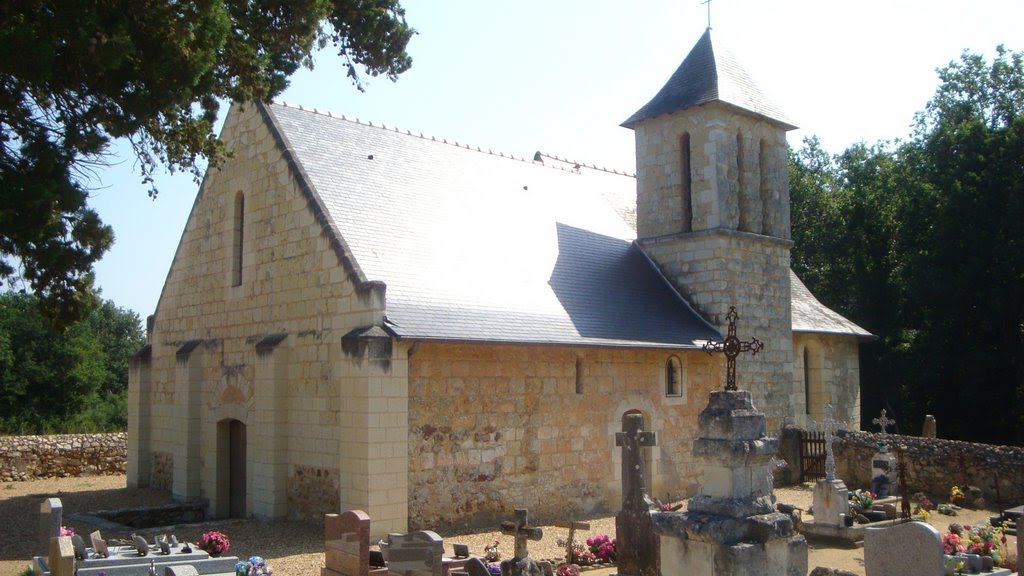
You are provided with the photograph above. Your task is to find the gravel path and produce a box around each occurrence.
[1,475,1013,576]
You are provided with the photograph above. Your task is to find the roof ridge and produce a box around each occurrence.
[533,151,635,178]
[271,100,635,178]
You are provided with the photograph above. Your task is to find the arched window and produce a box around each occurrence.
[759,139,771,235]
[803,343,824,421]
[232,192,244,286]
[665,355,683,397]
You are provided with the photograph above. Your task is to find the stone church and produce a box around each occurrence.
[128,29,870,535]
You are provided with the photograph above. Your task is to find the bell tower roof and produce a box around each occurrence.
[622,29,796,130]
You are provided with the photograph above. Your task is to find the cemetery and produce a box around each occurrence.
[3,311,1020,576]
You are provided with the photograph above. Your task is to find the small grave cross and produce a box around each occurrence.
[702,306,764,391]
[500,508,543,559]
[823,404,838,482]
[554,520,590,566]
[872,409,896,434]
[616,413,657,510]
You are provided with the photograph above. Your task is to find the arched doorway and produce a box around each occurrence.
[217,419,247,518]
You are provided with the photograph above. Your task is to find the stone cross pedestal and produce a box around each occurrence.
[812,405,848,527]
[651,390,807,576]
[614,413,659,576]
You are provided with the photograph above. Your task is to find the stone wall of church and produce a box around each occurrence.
[792,333,862,429]
[640,232,795,431]
[129,103,404,530]
[406,342,720,531]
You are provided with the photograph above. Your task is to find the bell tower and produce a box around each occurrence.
[624,29,798,428]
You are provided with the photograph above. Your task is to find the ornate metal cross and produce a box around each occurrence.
[500,508,543,559]
[616,413,657,511]
[702,306,763,391]
[872,409,896,434]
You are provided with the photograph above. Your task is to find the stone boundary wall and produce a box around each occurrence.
[778,426,1024,507]
[0,433,126,481]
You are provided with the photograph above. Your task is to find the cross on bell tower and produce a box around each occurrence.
[703,306,763,391]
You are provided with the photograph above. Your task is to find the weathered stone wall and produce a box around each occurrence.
[0,433,125,481]
[791,333,862,429]
[407,341,720,531]
[129,102,408,533]
[778,427,1024,506]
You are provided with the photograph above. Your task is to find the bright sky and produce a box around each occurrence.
[87,0,1024,320]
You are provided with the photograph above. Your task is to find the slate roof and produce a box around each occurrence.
[262,102,721,348]
[622,29,796,130]
[791,271,874,339]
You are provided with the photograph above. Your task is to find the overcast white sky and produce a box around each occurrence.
[86,0,1024,320]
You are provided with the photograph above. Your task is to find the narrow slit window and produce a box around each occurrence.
[575,357,584,394]
[680,133,692,232]
[232,192,244,286]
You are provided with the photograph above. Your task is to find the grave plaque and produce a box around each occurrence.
[71,534,88,560]
[90,530,109,558]
[49,536,75,576]
[133,534,151,556]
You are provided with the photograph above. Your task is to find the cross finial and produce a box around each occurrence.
[702,306,764,390]
[701,0,713,30]
[872,409,896,434]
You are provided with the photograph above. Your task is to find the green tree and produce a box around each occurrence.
[0,292,145,433]
[0,0,414,329]
[791,46,1024,444]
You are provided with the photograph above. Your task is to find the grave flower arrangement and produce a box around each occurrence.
[949,485,966,505]
[59,526,75,537]
[960,521,1008,564]
[483,540,500,562]
[197,530,231,555]
[555,563,581,576]
[235,555,273,576]
[849,489,875,510]
[586,534,616,563]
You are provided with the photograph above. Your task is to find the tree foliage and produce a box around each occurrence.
[0,0,414,329]
[0,292,144,433]
[791,46,1024,444]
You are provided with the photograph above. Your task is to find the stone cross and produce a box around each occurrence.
[701,0,713,29]
[615,413,657,510]
[554,520,590,566]
[872,409,896,434]
[500,509,543,559]
[823,404,838,482]
[702,306,764,391]
[39,497,63,555]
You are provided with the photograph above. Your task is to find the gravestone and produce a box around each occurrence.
[49,536,75,576]
[921,415,936,438]
[863,521,941,576]
[652,390,807,576]
[380,530,444,576]
[498,509,548,576]
[322,510,387,576]
[39,497,63,554]
[812,405,848,527]
[614,413,659,576]
[165,566,200,576]
[1018,518,1023,573]
[554,520,589,566]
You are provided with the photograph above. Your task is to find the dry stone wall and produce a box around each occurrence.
[0,433,126,481]
[778,427,1024,506]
